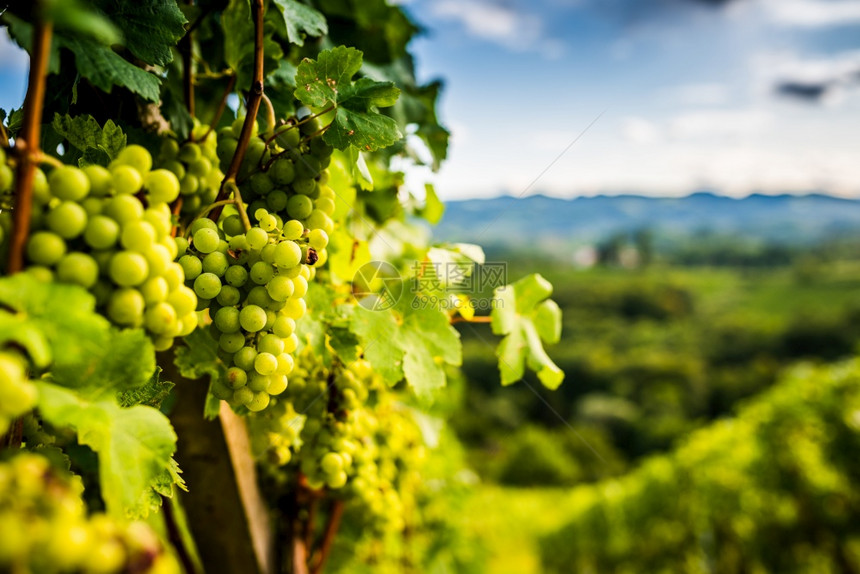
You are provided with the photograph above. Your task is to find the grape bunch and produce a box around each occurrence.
[0,350,37,436]
[0,453,180,574]
[157,123,223,216]
[0,145,199,349]
[215,116,335,268]
[179,206,317,412]
[252,348,424,534]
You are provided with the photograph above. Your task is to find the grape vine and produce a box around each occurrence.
[0,1,565,572]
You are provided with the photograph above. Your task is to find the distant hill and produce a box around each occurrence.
[432,192,860,249]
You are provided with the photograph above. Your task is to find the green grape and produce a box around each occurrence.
[273,240,302,269]
[144,302,178,335]
[120,220,156,252]
[250,260,274,284]
[287,194,314,219]
[143,244,172,276]
[26,231,66,265]
[266,374,288,395]
[116,144,153,173]
[295,156,321,180]
[321,452,344,474]
[225,265,249,287]
[56,252,99,288]
[219,332,245,353]
[266,190,288,212]
[250,172,274,195]
[272,316,295,338]
[46,201,87,239]
[234,347,258,371]
[189,157,212,178]
[214,306,241,333]
[0,163,14,192]
[246,227,268,250]
[254,352,278,375]
[266,275,294,302]
[316,197,336,215]
[49,166,90,201]
[291,178,316,196]
[222,215,245,237]
[248,372,270,392]
[216,137,238,164]
[190,217,218,234]
[239,304,267,332]
[308,229,329,250]
[144,169,181,203]
[180,175,199,195]
[217,285,242,306]
[233,387,255,405]
[107,288,145,325]
[140,277,169,303]
[270,158,295,185]
[31,168,50,204]
[179,254,203,280]
[81,197,104,216]
[104,195,144,224]
[193,227,221,254]
[109,251,149,286]
[225,367,248,389]
[276,353,294,375]
[193,272,222,299]
[282,219,304,241]
[203,252,229,276]
[246,391,270,412]
[167,285,197,315]
[111,165,143,195]
[178,142,202,163]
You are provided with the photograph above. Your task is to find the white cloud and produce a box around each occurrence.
[669,83,731,106]
[759,0,860,27]
[431,0,565,58]
[669,109,772,139]
[622,117,662,145]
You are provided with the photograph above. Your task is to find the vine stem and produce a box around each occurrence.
[310,500,345,574]
[7,16,52,275]
[209,0,265,222]
[261,93,276,134]
[262,105,334,146]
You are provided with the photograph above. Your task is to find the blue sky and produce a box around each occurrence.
[2,0,860,200]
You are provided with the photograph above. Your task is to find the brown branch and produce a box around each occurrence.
[304,496,319,550]
[209,0,265,222]
[7,17,52,275]
[310,500,345,574]
[161,495,199,574]
[451,315,492,324]
[201,74,237,142]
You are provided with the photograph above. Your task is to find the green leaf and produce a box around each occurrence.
[79,146,113,167]
[94,0,187,67]
[271,0,327,46]
[0,311,51,368]
[400,303,461,401]
[325,105,401,152]
[421,183,445,225]
[491,274,564,390]
[294,46,403,152]
[118,368,175,408]
[36,382,177,518]
[349,306,403,385]
[52,113,127,161]
[49,0,122,46]
[0,274,154,396]
[295,46,364,108]
[222,0,284,89]
[174,330,226,420]
[349,303,461,400]
[57,36,161,101]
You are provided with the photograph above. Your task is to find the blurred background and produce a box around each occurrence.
[4,1,860,572]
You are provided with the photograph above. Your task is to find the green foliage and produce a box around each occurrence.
[541,360,860,573]
[295,46,402,151]
[492,274,564,389]
[36,382,179,518]
[271,0,327,46]
[57,36,161,101]
[93,0,187,67]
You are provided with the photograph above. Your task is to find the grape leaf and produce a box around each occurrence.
[294,46,402,152]
[0,274,156,396]
[326,106,401,152]
[271,0,328,46]
[118,367,175,409]
[52,113,127,161]
[0,311,51,368]
[57,36,161,101]
[421,183,445,225]
[36,382,178,518]
[349,302,460,400]
[49,0,122,46]
[491,274,564,390]
[174,330,227,419]
[93,0,187,67]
